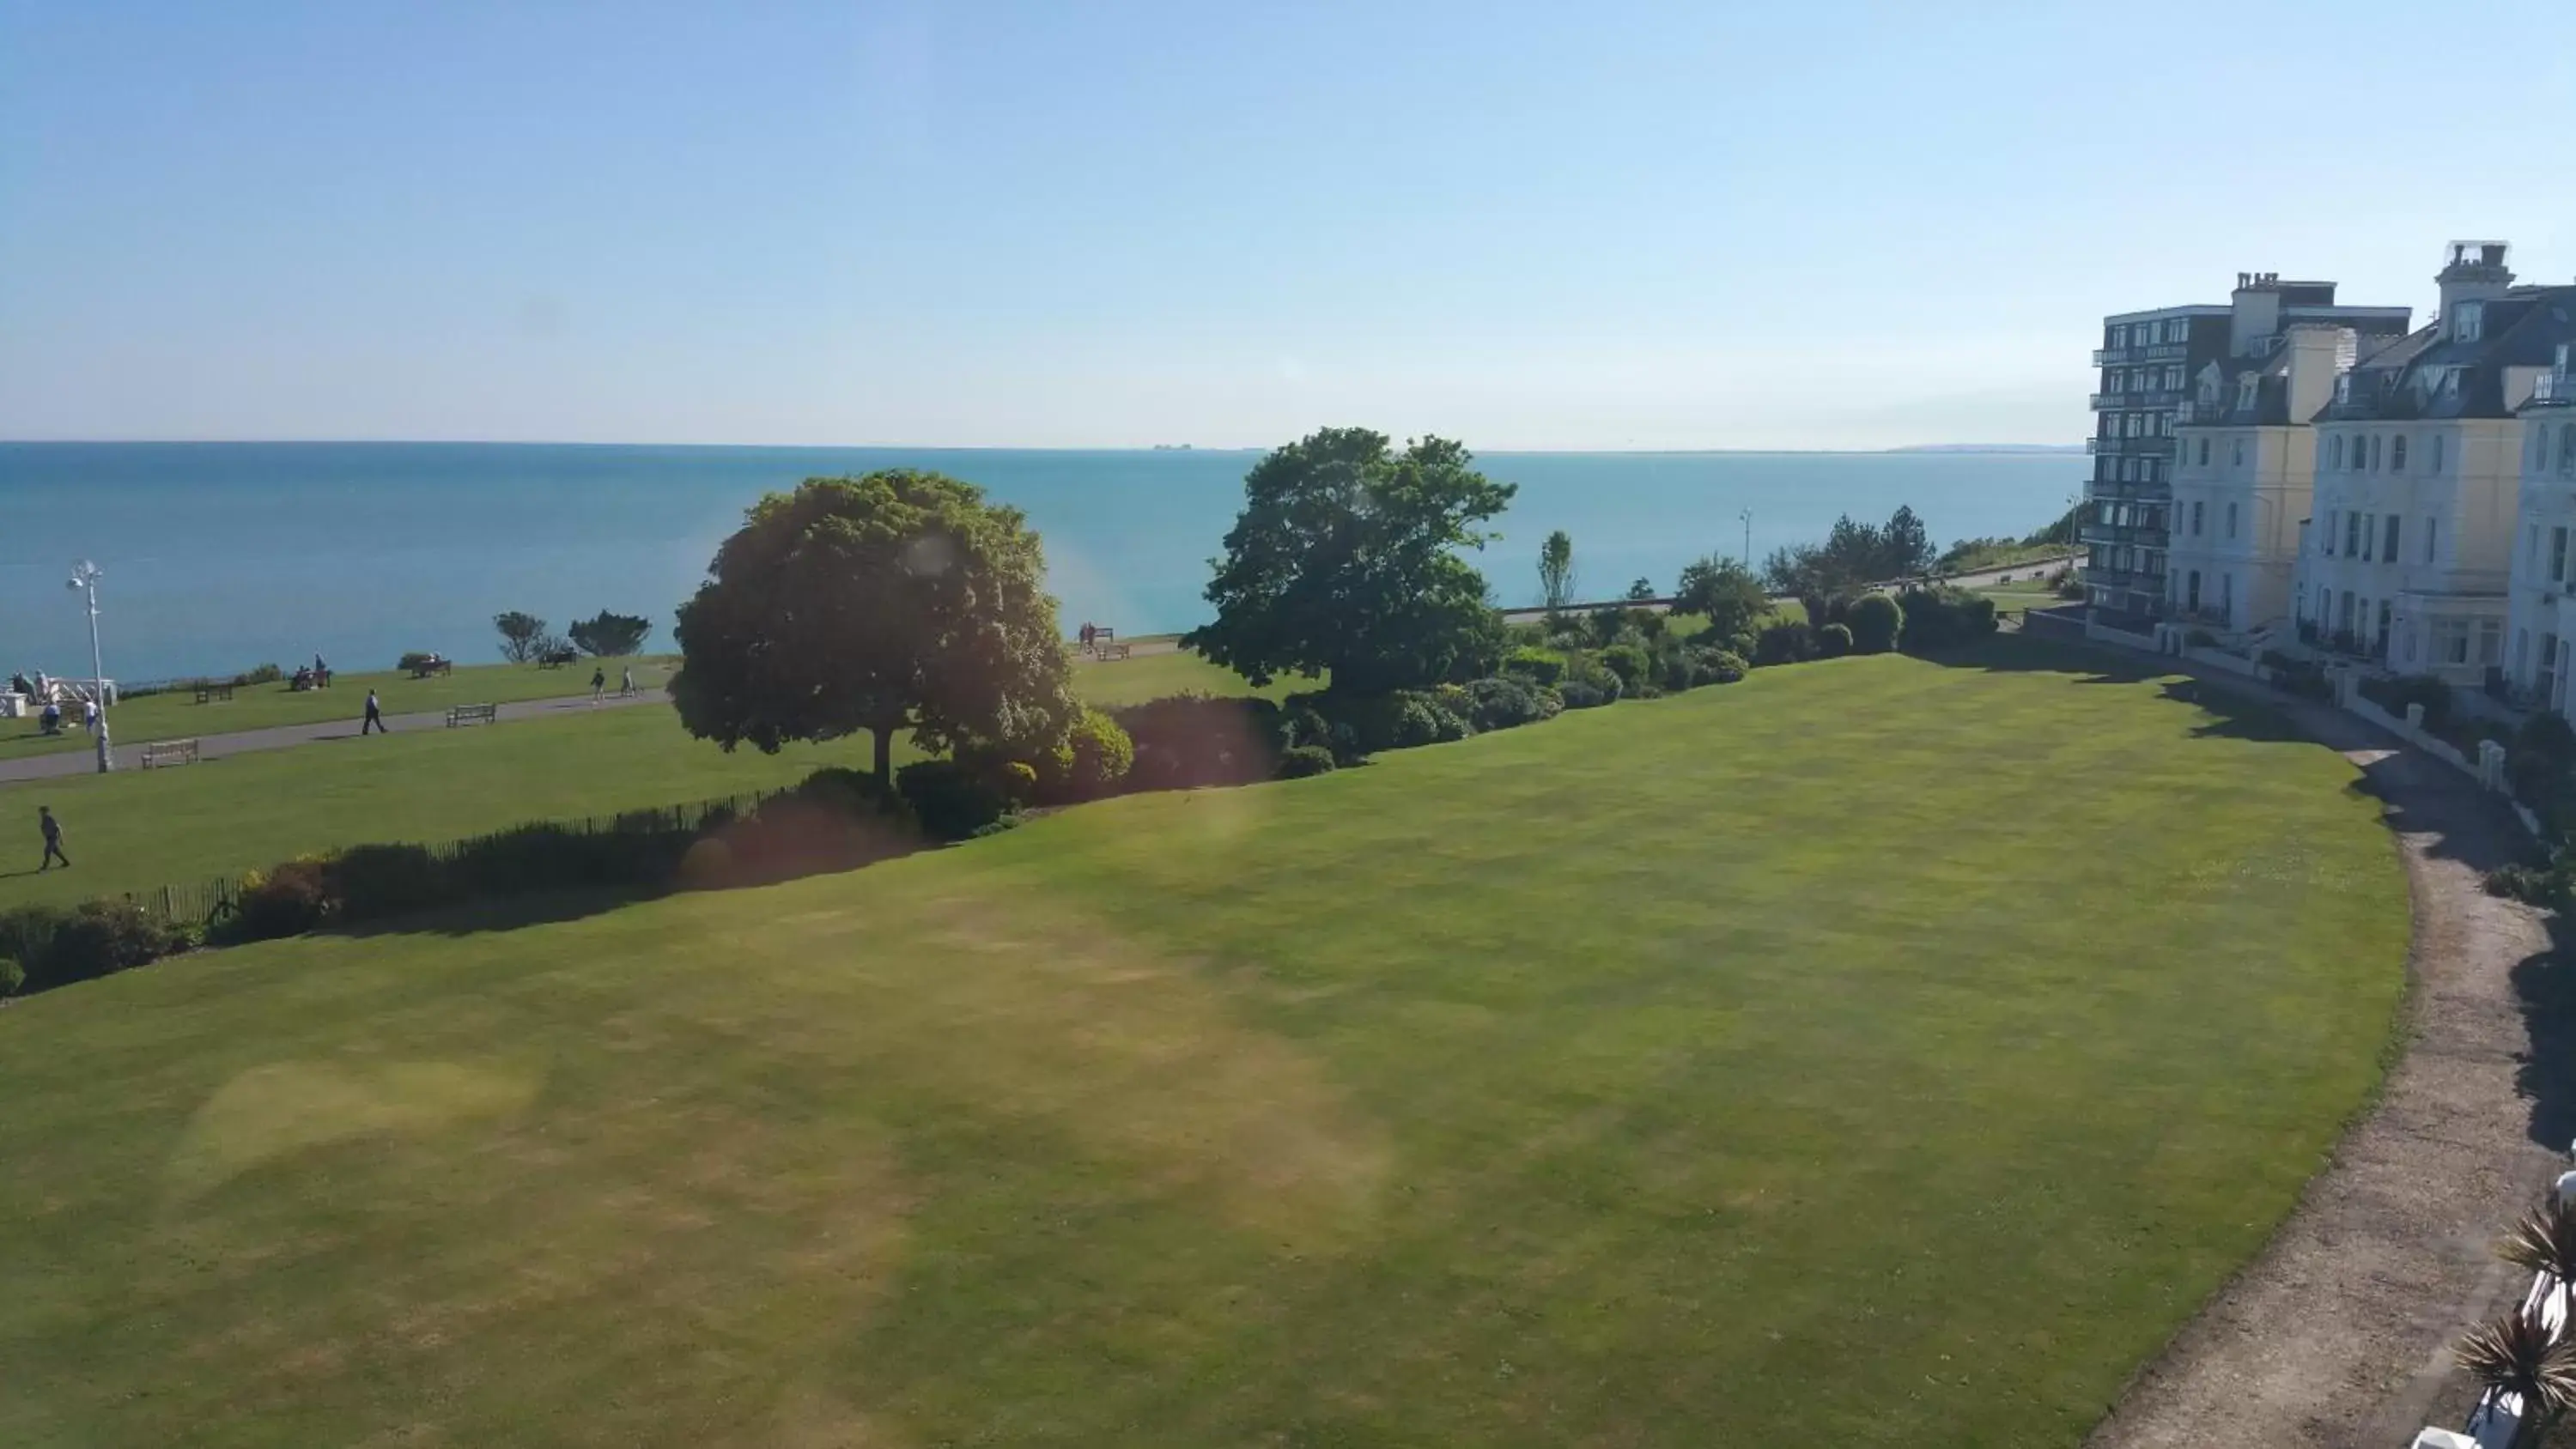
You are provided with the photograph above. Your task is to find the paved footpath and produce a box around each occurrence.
[2088,660,2562,1448]
[0,689,671,785]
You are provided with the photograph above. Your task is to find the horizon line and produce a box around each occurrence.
[0,437,2087,457]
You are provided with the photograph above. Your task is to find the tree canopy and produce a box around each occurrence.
[493,611,547,664]
[1672,555,1769,642]
[671,471,1076,787]
[568,610,653,658]
[1185,428,1514,694]
[1762,506,1940,619]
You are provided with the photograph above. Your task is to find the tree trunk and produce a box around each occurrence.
[872,724,893,791]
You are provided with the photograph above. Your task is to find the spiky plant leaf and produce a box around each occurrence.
[2501,1197,2576,1288]
[2457,1309,2576,1421]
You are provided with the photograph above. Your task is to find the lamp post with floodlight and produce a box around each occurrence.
[66,560,112,773]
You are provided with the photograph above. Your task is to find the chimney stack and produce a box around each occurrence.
[2436,239,2515,319]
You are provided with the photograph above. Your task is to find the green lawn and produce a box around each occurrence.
[1971,579,2065,620]
[0,649,1267,911]
[0,642,2409,1447]
[0,658,685,761]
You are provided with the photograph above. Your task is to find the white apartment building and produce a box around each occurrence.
[2165,324,2349,635]
[2504,342,2576,712]
[2294,245,2576,685]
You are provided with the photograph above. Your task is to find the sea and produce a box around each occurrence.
[0,443,2080,684]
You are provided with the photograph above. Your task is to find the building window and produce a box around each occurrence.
[2370,434,2384,471]
[2192,500,2204,537]
[2555,526,2568,585]
[2227,502,2238,539]
[2432,433,2445,472]
[2391,434,2408,471]
[2186,570,2201,610]
[2458,302,2483,343]
[2384,514,2400,561]
[2377,600,2391,652]
[2482,619,2500,666]
[2347,512,2362,557]
[2325,510,2339,556]
[2197,438,2210,467]
[2361,513,2375,561]
[2111,324,2128,348]
[2330,435,2344,469]
[2561,423,2576,477]
[2233,439,2245,468]
[2425,518,2437,563]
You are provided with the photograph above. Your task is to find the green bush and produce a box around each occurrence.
[233,858,338,941]
[1692,648,1748,685]
[0,900,191,992]
[0,955,20,998]
[2487,862,2571,906]
[896,760,1013,842]
[1893,586,1998,653]
[1275,744,1338,779]
[2518,712,2576,767]
[233,663,284,687]
[1846,594,1903,654]
[1111,694,1287,789]
[1060,708,1135,797]
[1817,623,1854,658]
[1295,691,1459,758]
[1753,621,1815,666]
[1600,643,1652,689]
[1502,646,1565,687]
[1461,676,1559,731]
[1557,680,1612,709]
[330,844,447,922]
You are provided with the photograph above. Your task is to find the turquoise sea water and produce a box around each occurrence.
[0,443,2078,682]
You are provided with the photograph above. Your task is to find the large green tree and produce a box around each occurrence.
[671,471,1075,788]
[1673,555,1769,642]
[1187,429,1514,694]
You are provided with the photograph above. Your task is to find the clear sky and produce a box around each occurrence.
[3,1,2571,452]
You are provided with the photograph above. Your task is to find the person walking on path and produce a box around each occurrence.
[590,666,607,703]
[37,806,69,871]
[361,688,387,736]
[619,665,635,698]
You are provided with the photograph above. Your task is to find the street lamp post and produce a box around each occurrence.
[66,560,112,773]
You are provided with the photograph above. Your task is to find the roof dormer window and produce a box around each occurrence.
[2456,302,2483,343]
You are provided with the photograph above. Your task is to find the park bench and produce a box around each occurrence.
[140,737,201,769]
[446,702,499,728]
[193,682,234,704]
[1097,640,1133,659]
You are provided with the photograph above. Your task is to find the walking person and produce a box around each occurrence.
[361,688,387,736]
[37,806,69,871]
[619,665,635,698]
[590,666,606,703]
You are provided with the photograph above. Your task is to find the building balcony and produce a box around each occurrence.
[2091,343,2191,367]
[2530,371,2576,408]
[2090,390,2184,411]
[2087,476,2172,502]
[2172,398,2242,426]
[2087,436,2178,457]
[2081,522,2168,549]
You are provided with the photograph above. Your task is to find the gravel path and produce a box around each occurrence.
[0,688,671,785]
[2088,668,2564,1448]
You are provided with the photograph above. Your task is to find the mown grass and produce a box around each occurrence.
[0,641,2409,1447]
[0,650,1268,910]
[0,658,685,761]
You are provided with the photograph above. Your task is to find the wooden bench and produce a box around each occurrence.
[1097,640,1133,659]
[192,682,234,704]
[446,703,499,728]
[141,737,201,769]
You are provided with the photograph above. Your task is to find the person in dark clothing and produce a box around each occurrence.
[590,666,606,703]
[38,806,69,871]
[361,689,386,735]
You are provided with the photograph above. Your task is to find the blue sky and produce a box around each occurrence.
[3,1,2571,451]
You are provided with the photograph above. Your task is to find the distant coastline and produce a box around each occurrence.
[1886,443,2085,455]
